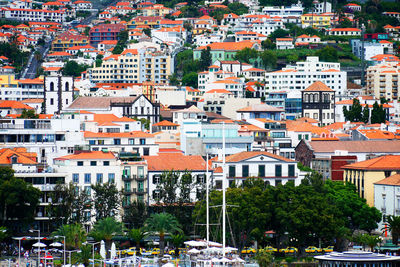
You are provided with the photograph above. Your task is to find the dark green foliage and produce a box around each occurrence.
[261,39,276,50]
[200,47,212,71]
[227,2,248,15]
[269,28,290,40]
[387,216,400,245]
[76,10,91,18]
[339,17,353,28]
[176,50,201,79]
[343,98,363,122]
[123,201,148,229]
[193,173,381,251]
[112,30,129,55]
[209,8,230,22]
[315,46,338,62]
[20,109,38,118]
[91,182,121,221]
[0,167,41,228]
[143,28,151,37]
[180,6,201,18]
[260,50,277,70]
[362,106,370,123]
[370,101,386,124]
[62,61,90,77]
[0,42,29,73]
[181,72,198,88]
[234,47,258,64]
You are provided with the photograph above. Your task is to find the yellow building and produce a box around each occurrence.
[0,74,18,88]
[301,13,331,28]
[343,155,400,206]
[88,48,172,84]
[366,61,400,101]
[51,31,89,52]
[141,4,172,17]
[128,16,163,29]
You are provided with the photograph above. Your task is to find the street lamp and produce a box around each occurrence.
[84,241,101,266]
[29,229,40,267]
[13,236,30,267]
[54,235,66,267]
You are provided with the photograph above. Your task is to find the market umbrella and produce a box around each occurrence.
[225,246,238,252]
[188,248,201,254]
[110,242,116,259]
[32,242,47,248]
[184,240,207,247]
[100,240,106,259]
[49,242,63,247]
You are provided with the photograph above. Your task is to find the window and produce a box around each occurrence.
[90,161,97,166]
[242,165,249,177]
[143,147,149,156]
[258,165,265,177]
[84,186,91,195]
[298,134,302,140]
[140,138,145,145]
[103,161,110,166]
[114,138,121,145]
[153,175,161,184]
[228,166,236,178]
[125,124,129,130]
[288,164,295,177]
[153,190,160,200]
[108,173,115,183]
[84,173,91,184]
[215,180,222,189]
[77,161,83,166]
[72,173,79,183]
[96,173,103,184]
[89,140,95,145]
[275,165,282,177]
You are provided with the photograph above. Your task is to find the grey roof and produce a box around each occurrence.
[67,96,139,110]
[309,140,400,153]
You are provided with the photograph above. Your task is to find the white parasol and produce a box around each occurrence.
[188,248,201,254]
[184,240,207,247]
[110,242,116,259]
[32,242,47,248]
[100,240,106,259]
[50,242,63,247]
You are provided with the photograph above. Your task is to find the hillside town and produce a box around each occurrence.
[0,0,400,265]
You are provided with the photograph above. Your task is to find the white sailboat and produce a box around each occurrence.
[189,122,245,267]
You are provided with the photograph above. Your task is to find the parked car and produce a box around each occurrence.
[323,246,334,253]
[241,247,256,254]
[279,247,298,253]
[305,246,322,253]
[262,246,278,253]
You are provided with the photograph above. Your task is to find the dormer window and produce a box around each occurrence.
[11,156,17,164]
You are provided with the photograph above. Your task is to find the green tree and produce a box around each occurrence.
[181,72,198,88]
[62,61,89,77]
[91,182,121,221]
[256,250,273,267]
[261,39,276,50]
[144,212,182,256]
[343,98,363,122]
[170,234,185,257]
[260,50,277,70]
[123,201,148,229]
[269,28,290,40]
[0,167,41,227]
[362,106,370,123]
[129,228,147,255]
[387,215,400,245]
[339,17,352,28]
[286,54,299,63]
[143,28,151,37]
[234,48,259,64]
[52,223,87,249]
[371,101,386,124]
[361,234,381,251]
[74,244,92,267]
[20,109,38,118]
[227,2,248,15]
[315,46,338,62]
[90,217,124,257]
[200,46,212,70]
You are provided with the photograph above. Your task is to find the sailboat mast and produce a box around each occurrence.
[206,153,210,247]
[222,122,226,257]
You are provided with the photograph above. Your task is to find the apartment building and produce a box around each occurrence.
[261,3,304,17]
[88,47,172,85]
[0,8,66,22]
[51,31,89,52]
[89,23,126,46]
[0,118,85,166]
[53,151,122,223]
[301,81,335,127]
[262,57,346,98]
[0,75,44,101]
[301,13,331,28]
[351,39,394,61]
[366,62,400,101]
[120,161,148,205]
[327,28,361,36]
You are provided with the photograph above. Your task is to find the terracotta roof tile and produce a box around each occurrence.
[303,81,334,92]
[375,174,400,186]
[144,153,207,171]
[219,151,295,163]
[343,155,400,170]
[55,151,116,160]
[308,140,400,153]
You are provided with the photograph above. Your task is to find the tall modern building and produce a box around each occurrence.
[366,62,400,101]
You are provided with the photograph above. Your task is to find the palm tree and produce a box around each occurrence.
[387,215,400,245]
[145,213,182,256]
[89,217,124,257]
[362,234,381,251]
[52,223,86,249]
[129,228,147,255]
[74,244,92,267]
[170,234,185,258]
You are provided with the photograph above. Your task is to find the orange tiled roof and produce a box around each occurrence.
[144,153,207,171]
[217,151,294,163]
[304,81,334,92]
[342,155,400,170]
[375,174,400,186]
[153,120,179,127]
[55,151,116,160]
[0,147,38,165]
[84,131,153,138]
[0,100,33,110]
[197,40,257,51]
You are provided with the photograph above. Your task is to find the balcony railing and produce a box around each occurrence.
[122,174,132,181]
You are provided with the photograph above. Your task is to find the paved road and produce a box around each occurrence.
[21,39,52,79]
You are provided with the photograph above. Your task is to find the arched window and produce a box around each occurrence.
[50,82,54,91]
[65,82,69,91]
